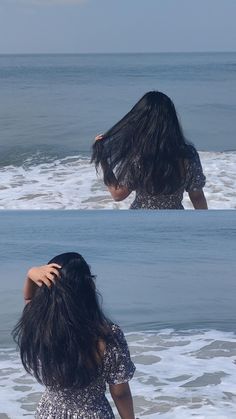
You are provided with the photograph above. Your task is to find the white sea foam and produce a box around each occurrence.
[1,330,236,418]
[127,329,236,418]
[0,152,235,209]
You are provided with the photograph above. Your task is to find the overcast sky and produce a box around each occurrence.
[0,0,235,54]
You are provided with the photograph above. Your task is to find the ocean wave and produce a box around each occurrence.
[1,329,236,418]
[0,152,235,209]
[127,329,236,418]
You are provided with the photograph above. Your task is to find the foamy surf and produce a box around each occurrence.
[127,329,236,418]
[0,152,235,209]
[1,329,236,418]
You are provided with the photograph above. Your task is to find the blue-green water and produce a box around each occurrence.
[1,211,236,344]
[0,52,236,165]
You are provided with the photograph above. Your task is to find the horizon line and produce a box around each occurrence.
[0,50,236,56]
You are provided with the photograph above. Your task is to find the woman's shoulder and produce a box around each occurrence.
[103,324,135,384]
[105,323,128,351]
[183,148,206,191]
[183,146,202,168]
[109,323,125,340]
[184,144,199,160]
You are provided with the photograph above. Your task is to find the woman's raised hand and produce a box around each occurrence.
[27,264,61,288]
[95,134,104,142]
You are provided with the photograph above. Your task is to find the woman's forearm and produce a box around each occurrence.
[100,161,131,201]
[113,394,135,419]
[193,197,208,209]
[189,190,208,209]
[110,384,135,419]
[23,271,37,302]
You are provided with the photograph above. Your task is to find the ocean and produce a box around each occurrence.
[0,53,236,209]
[0,211,236,418]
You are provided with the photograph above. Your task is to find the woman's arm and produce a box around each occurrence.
[188,190,208,209]
[23,274,37,304]
[23,264,61,303]
[109,382,135,419]
[95,135,132,202]
[106,184,132,202]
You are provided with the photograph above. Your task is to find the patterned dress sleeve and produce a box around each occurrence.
[185,152,206,192]
[103,325,135,385]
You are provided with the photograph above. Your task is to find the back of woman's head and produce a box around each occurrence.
[12,252,112,389]
[92,91,196,194]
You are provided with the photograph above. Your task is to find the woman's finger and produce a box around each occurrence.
[95,134,104,141]
[46,273,56,283]
[42,277,52,288]
[48,268,61,278]
[48,263,61,269]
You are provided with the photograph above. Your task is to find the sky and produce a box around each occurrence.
[0,0,235,54]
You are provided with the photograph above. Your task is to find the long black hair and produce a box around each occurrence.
[92,91,196,194]
[12,252,113,390]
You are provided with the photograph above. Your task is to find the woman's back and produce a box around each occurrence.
[92,91,207,209]
[127,152,206,209]
[36,324,135,419]
[13,254,135,419]
[34,324,135,418]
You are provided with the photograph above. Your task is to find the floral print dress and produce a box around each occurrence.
[35,324,135,419]
[124,152,206,209]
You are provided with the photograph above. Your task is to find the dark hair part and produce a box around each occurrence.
[12,252,113,390]
[92,91,196,194]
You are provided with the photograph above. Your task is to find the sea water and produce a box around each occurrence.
[0,211,236,418]
[0,53,236,209]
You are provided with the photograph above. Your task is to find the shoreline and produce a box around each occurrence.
[1,329,236,418]
[0,151,236,210]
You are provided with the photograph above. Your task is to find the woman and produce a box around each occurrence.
[12,252,136,419]
[92,91,207,209]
